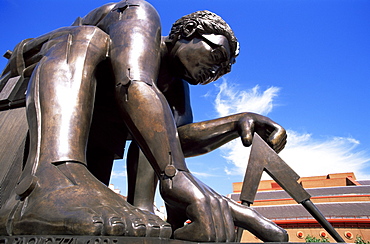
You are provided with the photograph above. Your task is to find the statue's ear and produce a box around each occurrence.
[182,21,198,38]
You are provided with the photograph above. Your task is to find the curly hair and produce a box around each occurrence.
[169,10,239,60]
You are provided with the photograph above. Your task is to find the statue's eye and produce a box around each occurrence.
[211,47,227,63]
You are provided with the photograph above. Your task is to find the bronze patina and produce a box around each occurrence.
[0,0,289,242]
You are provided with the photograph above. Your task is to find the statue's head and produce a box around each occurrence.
[169,10,239,85]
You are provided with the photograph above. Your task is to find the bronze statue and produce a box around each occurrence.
[0,0,288,242]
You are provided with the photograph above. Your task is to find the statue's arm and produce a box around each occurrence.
[161,79,286,157]
[178,113,287,157]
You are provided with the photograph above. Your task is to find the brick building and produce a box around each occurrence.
[229,172,370,242]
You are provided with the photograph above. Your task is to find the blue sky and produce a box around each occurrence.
[1,0,370,207]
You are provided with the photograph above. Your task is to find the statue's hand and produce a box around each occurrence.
[161,171,235,242]
[237,113,287,153]
[160,171,288,242]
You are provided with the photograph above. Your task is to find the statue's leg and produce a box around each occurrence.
[2,26,170,237]
[127,142,158,213]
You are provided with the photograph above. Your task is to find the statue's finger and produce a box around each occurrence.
[239,118,254,147]
[268,126,286,147]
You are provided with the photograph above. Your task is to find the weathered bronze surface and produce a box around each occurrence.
[0,0,290,242]
[0,236,209,244]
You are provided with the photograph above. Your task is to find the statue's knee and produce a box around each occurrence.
[47,26,108,70]
[73,26,105,39]
[71,26,110,51]
[38,26,109,67]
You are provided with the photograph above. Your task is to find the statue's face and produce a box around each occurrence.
[176,34,231,85]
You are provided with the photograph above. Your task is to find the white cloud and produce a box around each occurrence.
[280,131,370,179]
[214,79,280,116]
[192,171,218,178]
[213,80,370,180]
[111,170,127,178]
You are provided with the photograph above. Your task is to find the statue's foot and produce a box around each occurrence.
[5,162,171,237]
